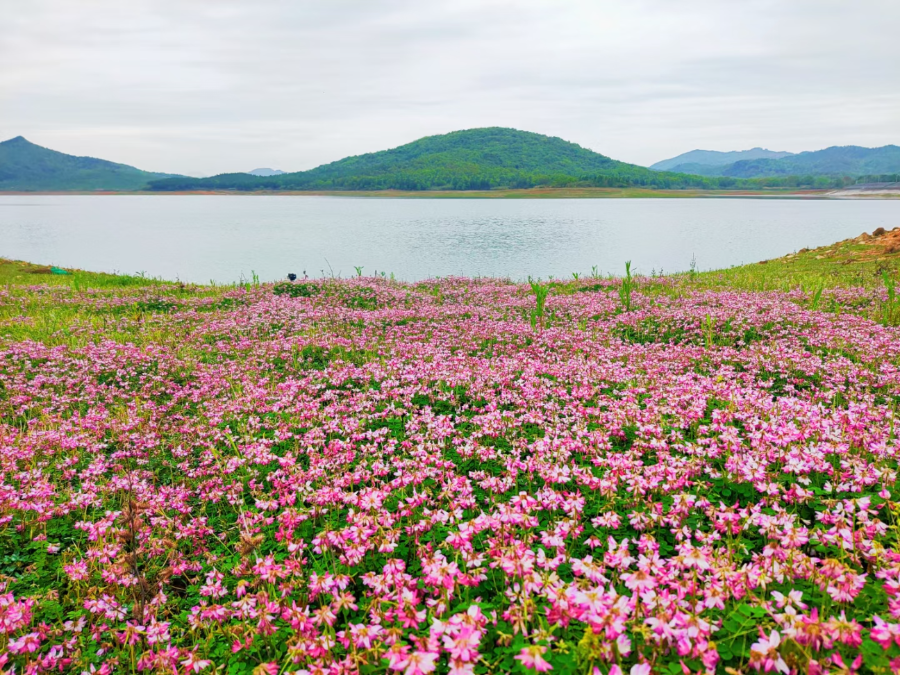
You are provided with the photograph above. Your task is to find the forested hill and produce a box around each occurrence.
[0,136,177,191]
[145,127,754,192]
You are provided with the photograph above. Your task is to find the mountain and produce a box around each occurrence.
[0,136,178,191]
[8,130,889,194]
[654,162,732,177]
[650,148,793,172]
[708,145,900,178]
[247,168,285,176]
[147,127,729,192]
[650,144,900,179]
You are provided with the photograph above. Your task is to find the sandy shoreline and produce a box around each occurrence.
[826,189,900,199]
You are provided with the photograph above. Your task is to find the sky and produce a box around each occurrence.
[1,0,898,176]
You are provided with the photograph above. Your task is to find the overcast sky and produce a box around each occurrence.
[1,0,898,176]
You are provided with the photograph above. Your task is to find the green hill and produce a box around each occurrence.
[676,145,900,178]
[0,136,177,191]
[146,127,738,192]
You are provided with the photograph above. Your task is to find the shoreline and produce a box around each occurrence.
[5,226,899,288]
[1,187,889,199]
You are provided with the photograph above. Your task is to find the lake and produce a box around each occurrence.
[0,195,897,283]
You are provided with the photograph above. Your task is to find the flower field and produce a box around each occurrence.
[2,266,900,674]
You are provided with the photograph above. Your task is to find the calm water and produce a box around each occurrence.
[0,195,897,283]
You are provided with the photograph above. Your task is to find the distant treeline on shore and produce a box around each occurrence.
[146,169,900,193]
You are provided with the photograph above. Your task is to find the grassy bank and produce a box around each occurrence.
[692,227,900,293]
[0,258,173,289]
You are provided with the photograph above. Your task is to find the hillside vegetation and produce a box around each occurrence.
[145,128,869,193]
[148,127,704,191]
[0,136,176,191]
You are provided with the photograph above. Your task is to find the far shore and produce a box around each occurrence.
[1,186,898,199]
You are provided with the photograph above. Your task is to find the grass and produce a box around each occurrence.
[0,258,232,347]
[689,229,900,292]
[0,258,173,289]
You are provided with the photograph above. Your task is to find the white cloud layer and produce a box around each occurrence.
[1,0,898,175]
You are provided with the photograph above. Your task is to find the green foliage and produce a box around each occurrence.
[883,270,898,325]
[810,282,825,311]
[135,298,177,313]
[618,261,634,312]
[342,287,380,309]
[717,604,767,661]
[273,281,320,298]
[528,280,550,332]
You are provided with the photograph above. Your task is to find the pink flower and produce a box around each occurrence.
[442,625,481,661]
[64,561,89,581]
[401,651,438,675]
[749,630,789,674]
[349,622,383,649]
[871,616,900,649]
[623,569,656,592]
[448,659,476,675]
[181,652,212,673]
[8,631,40,654]
[515,645,553,672]
[145,619,171,646]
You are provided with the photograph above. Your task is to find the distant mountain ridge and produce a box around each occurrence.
[247,168,285,176]
[650,148,793,172]
[712,145,900,178]
[654,144,900,178]
[0,136,178,191]
[2,130,896,193]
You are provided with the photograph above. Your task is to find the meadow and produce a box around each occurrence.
[1,233,900,675]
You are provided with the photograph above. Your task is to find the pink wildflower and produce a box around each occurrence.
[749,630,789,674]
[515,645,553,672]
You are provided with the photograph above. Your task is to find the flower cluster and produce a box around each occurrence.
[0,276,899,673]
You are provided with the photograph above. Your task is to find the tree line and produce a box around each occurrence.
[146,169,890,192]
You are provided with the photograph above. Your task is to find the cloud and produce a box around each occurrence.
[1,0,897,175]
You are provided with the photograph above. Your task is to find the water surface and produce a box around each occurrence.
[0,195,896,283]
